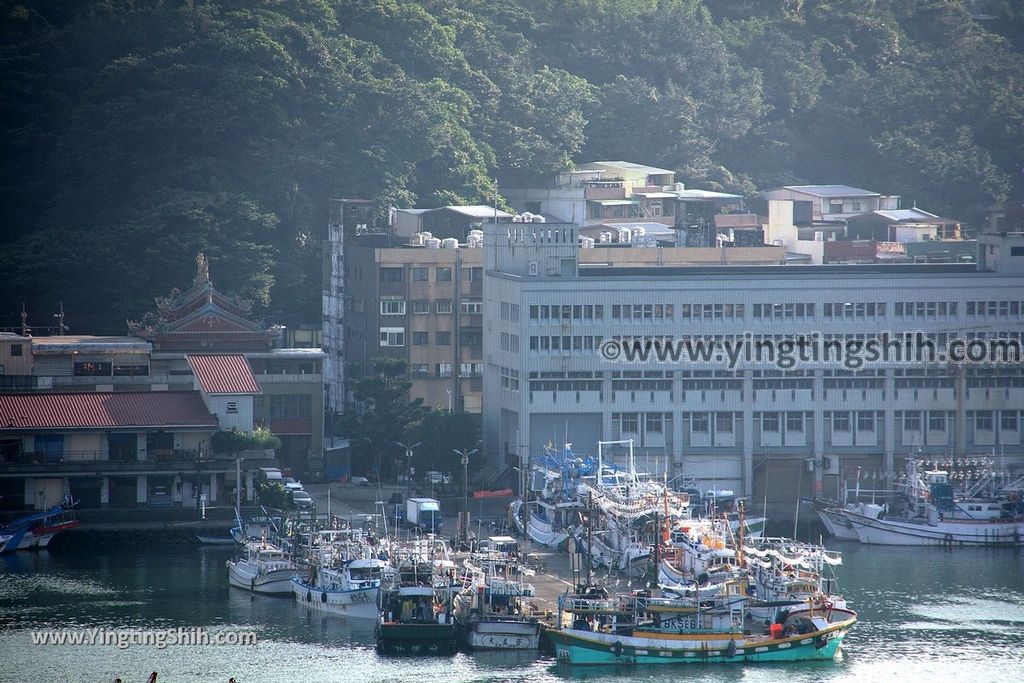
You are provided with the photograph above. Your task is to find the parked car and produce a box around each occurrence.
[291,490,313,508]
[282,477,303,491]
[425,471,450,486]
[350,476,371,487]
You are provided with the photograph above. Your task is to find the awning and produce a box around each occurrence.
[589,199,636,206]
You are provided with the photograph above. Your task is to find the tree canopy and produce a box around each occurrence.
[2,0,1021,329]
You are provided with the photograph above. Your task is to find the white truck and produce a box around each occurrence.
[406,498,443,534]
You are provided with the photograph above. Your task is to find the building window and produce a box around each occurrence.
[692,412,710,433]
[903,412,921,432]
[411,363,430,378]
[412,331,428,346]
[412,300,430,314]
[975,411,994,431]
[436,331,451,345]
[832,412,850,432]
[379,328,405,347]
[226,401,238,414]
[928,412,946,431]
[850,201,861,212]
[620,413,639,433]
[645,413,663,433]
[412,267,429,281]
[716,413,733,433]
[1001,412,1018,431]
[460,300,482,314]
[786,412,804,432]
[380,299,406,315]
[10,344,22,357]
[857,412,875,431]
[437,363,452,378]
[762,413,780,432]
[462,267,483,281]
[436,267,452,282]
[436,300,453,314]
[379,268,403,282]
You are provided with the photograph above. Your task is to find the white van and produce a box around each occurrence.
[258,467,283,482]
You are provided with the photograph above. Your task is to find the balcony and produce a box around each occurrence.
[0,449,276,474]
[254,373,322,384]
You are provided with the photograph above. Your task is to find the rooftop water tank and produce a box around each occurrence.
[441,238,459,249]
[425,238,442,249]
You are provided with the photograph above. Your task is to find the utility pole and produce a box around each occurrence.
[586,490,593,588]
[454,447,478,544]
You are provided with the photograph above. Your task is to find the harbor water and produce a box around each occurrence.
[1,542,1022,682]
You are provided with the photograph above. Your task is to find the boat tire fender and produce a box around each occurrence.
[321,591,328,603]
[251,577,256,591]
[307,590,312,603]
[612,641,623,658]
[726,640,737,658]
[814,635,828,650]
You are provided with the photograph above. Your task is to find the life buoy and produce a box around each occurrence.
[1009,491,1020,503]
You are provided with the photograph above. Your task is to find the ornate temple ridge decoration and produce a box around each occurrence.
[128,253,280,352]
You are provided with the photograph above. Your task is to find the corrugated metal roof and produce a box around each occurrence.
[675,189,743,200]
[440,205,514,219]
[782,185,880,198]
[0,392,217,430]
[874,209,942,222]
[187,354,261,395]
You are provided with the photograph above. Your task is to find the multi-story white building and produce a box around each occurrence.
[482,220,1024,518]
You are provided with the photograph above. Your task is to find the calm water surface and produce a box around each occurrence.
[1,542,1022,682]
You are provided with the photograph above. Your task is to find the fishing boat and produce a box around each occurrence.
[454,573,540,650]
[844,462,1024,546]
[227,540,296,595]
[455,536,541,650]
[547,579,857,665]
[0,504,80,552]
[292,529,388,618]
[376,555,457,655]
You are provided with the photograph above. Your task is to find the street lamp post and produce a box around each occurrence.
[396,441,420,494]
[454,448,478,544]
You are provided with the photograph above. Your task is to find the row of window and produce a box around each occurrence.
[500,367,520,391]
[73,362,150,377]
[753,303,813,320]
[382,299,481,315]
[499,301,521,324]
[529,304,605,321]
[411,363,482,378]
[966,301,1023,317]
[499,332,520,353]
[895,301,958,318]
[380,266,483,283]
[822,302,884,319]
[611,304,674,321]
[528,335,603,352]
[902,410,1019,432]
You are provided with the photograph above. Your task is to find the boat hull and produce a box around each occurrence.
[291,578,379,619]
[547,618,854,665]
[227,563,295,595]
[375,622,457,655]
[463,619,541,650]
[847,511,1024,546]
[816,508,859,541]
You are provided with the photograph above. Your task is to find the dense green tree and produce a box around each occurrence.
[410,408,483,487]
[1,0,1022,330]
[339,357,427,480]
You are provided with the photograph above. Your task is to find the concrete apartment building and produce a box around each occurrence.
[482,218,1024,519]
[0,258,324,510]
[346,236,485,413]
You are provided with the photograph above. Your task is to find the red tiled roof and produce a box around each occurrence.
[0,392,217,430]
[187,354,262,395]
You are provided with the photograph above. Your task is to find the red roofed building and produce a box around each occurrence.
[187,354,261,433]
[0,391,272,510]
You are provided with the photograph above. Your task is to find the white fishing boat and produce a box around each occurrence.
[454,555,540,651]
[292,529,388,619]
[227,540,296,595]
[844,463,1024,546]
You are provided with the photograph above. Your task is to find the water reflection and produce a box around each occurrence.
[0,543,1021,682]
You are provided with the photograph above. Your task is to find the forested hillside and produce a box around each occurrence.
[2,0,1021,331]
